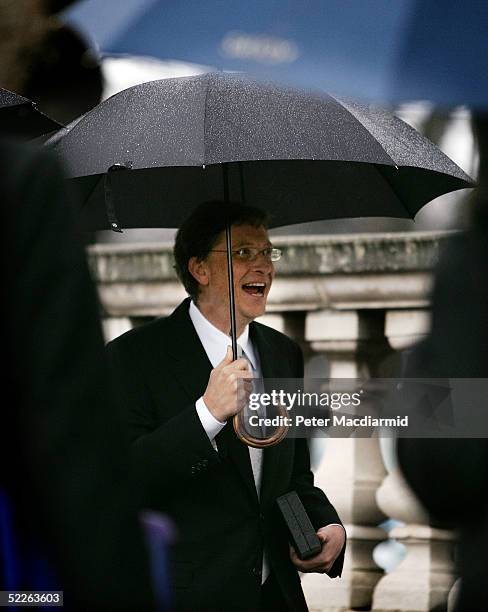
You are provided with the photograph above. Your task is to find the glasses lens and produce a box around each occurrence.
[234,247,281,261]
[270,248,282,261]
[235,248,252,260]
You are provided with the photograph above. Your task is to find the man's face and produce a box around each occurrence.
[196,224,275,330]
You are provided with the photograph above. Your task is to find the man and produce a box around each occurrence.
[108,201,346,611]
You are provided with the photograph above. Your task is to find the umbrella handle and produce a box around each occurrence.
[233,406,289,448]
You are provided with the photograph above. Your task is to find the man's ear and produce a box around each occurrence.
[188,256,209,287]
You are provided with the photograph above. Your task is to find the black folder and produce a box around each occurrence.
[277,491,322,560]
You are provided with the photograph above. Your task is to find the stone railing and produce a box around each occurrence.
[88,230,458,612]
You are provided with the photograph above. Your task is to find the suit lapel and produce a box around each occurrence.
[164,299,213,403]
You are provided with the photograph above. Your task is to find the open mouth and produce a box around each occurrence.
[242,282,266,297]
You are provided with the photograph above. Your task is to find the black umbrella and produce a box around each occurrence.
[49,73,471,231]
[47,73,473,445]
[0,89,63,139]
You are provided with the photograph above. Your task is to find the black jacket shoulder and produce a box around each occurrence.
[251,319,301,352]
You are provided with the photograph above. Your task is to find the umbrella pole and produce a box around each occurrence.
[222,164,238,360]
[225,221,238,360]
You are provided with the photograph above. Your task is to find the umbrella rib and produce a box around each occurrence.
[325,92,426,217]
[81,174,105,216]
[372,163,414,218]
[202,73,211,166]
[326,92,398,168]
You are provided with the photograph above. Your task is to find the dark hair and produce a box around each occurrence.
[174,201,269,300]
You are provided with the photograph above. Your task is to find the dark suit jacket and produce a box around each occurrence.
[108,298,345,612]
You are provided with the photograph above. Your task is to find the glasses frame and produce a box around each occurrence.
[210,246,282,262]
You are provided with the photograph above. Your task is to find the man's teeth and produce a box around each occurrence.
[242,282,266,295]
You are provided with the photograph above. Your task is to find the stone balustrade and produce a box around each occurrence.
[88,230,449,319]
[88,230,457,612]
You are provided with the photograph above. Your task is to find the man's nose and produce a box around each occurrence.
[252,251,274,272]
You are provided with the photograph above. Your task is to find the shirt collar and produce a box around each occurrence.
[189,300,257,370]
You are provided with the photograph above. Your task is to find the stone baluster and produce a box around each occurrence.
[259,310,310,358]
[102,316,133,343]
[447,579,460,612]
[301,308,394,612]
[371,310,457,612]
[372,465,456,612]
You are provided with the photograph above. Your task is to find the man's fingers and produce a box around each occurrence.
[225,371,253,386]
[228,364,254,381]
[317,529,329,544]
[237,378,253,392]
[233,357,252,371]
[289,546,319,570]
[218,345,234,367]
[289,543,335,574]
[218,348,252,371]
[236,370,254,380]
[240,380,253,393]
[289,546,299,564]
[221,358,251,374]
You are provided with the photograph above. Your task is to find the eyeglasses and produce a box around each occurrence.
[210,247,282,262]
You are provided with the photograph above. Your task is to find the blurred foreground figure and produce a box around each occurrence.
[0,139,155,610]
[22,22,103,125]
[0,2,167,609]
[398,116,488,612]
[0,0,102,126]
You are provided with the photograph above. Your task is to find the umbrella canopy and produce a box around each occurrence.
[0,89,63,139]
[48,72,472,233]
[63,0,488,108]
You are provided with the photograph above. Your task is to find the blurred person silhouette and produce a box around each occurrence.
[22,21,103,126]
[397,115,488,612]
[1,0,102,127]
[0,1,161,609]
[0,138,156,610]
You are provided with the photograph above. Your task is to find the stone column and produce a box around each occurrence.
[102,316,133,343]
[447,579,460,612]
[372,466,456,612]
[259,310,310,357]
[371,310,457,612]
[301,309,393,612]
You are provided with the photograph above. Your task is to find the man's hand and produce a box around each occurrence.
[203,346,254,422]
[290,525,345,575]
